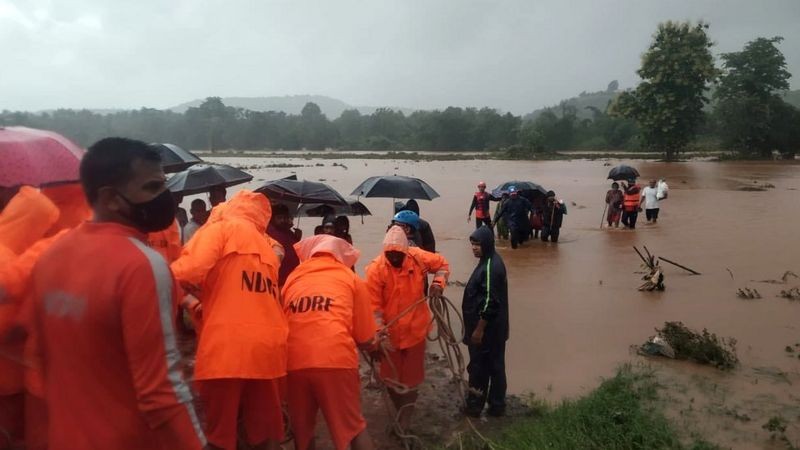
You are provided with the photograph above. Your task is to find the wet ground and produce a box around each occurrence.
[191,157,800,449]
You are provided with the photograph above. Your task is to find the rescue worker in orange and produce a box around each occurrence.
[365,225,450,433]
[1,182,92,450]
[282,235,376,450]
[0,185,58,447]
[620,178,643,229]
[467,181,494,229]
[172,189,288,450]
[25,138,206,450]
[147,212,182,263]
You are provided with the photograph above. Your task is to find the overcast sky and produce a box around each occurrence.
[2,0,799,114]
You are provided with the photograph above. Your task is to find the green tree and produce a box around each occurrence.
[714,37,796,157]
[612,21,717,161]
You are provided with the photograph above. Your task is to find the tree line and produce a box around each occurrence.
[1,22,798,159]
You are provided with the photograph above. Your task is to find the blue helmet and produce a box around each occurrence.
[392,210,419,230]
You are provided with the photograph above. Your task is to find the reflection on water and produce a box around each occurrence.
[195,157,799,405]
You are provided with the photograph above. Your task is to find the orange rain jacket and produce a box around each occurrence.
[27,221,206,449]
[148,219,183,263]
[365,226,450,350]
[282,235,376,371]
[0,187,59,395]
[0,186,59,255]
[40,183,91,235]
[171,190,288,381]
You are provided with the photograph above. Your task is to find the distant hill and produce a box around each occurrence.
[524,82,620,121]
[170,95,414,118]
[783,89,800,108]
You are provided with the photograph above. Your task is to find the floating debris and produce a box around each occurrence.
[777,287,800,300]
[755,270,798,284]
[633,246,664,291]
[737,288,762,299]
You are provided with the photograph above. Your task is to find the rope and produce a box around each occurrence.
[363,294,494,450]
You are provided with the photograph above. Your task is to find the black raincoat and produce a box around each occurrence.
[462,225,509,414]
[462,226,509,344]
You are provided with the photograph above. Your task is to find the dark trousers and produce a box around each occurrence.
[645,208,659,221]
[466,340,507,413]
[622,210,638,229]
[475,217,492,229]
[509,227,524,249]
[541,225,560,242]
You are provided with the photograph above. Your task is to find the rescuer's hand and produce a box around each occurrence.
[428,283,443,298]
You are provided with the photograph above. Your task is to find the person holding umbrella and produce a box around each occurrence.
[492,187,533,249]
[620,178,643,229]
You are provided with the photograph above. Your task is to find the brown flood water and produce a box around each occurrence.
[203,157,800,448]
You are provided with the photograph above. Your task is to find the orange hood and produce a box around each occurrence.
[219,190,271,232]
[0,186,59,254]
[383,225,409,253]
[41,182,92,235]
[294,234,360,268]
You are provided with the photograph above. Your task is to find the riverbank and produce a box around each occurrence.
[194,149,730,162]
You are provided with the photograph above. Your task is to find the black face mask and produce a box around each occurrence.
[118,189,176,233]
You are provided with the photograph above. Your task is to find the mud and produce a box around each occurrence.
[187,157,800,448]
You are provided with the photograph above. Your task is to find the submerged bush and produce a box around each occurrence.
[658,321,739,370]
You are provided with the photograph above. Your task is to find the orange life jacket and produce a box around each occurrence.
[474,192,490,219]
[623,186,641,212]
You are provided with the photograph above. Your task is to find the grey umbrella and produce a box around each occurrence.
[149,143,202,173]
[255,178,348,205]
[166,163,253,195]
[607,165,640,181]
[350,175,439,200]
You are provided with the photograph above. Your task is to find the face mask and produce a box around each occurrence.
[118,189,176,233]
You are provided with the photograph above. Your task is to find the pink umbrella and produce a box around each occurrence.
[0,126,85,187]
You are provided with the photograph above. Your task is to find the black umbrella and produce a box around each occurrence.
[492,180,548,199]
[255,179,348,205]
[351,175,439,200]
[150,143,202,173]
[607,165,640,181]
[166,163,253,195]
[297,198,371,217]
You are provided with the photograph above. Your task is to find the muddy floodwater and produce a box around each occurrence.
[200,156,800,448]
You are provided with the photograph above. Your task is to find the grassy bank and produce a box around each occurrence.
[459,366,717,450]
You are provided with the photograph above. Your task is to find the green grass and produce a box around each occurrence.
[461,366,717,450]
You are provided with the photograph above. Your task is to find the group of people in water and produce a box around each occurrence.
[604,178,669,229]
[0,137,510,450]
[468,181,567,248]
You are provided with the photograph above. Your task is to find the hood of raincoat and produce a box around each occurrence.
[383,225,409,253]
[219,190,271,232]
[469,225,495,260]
[294,234,360,268]
[0,186,60,254]
[41,182,92,236]
[404,199,420,215]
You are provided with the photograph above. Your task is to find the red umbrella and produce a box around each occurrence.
[0,126,85,187]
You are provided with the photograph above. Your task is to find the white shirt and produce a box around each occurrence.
[182,219,201,244]
[642,186,660,209]
[657,180,669,199]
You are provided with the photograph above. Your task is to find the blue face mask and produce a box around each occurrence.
[118,188,176,233]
